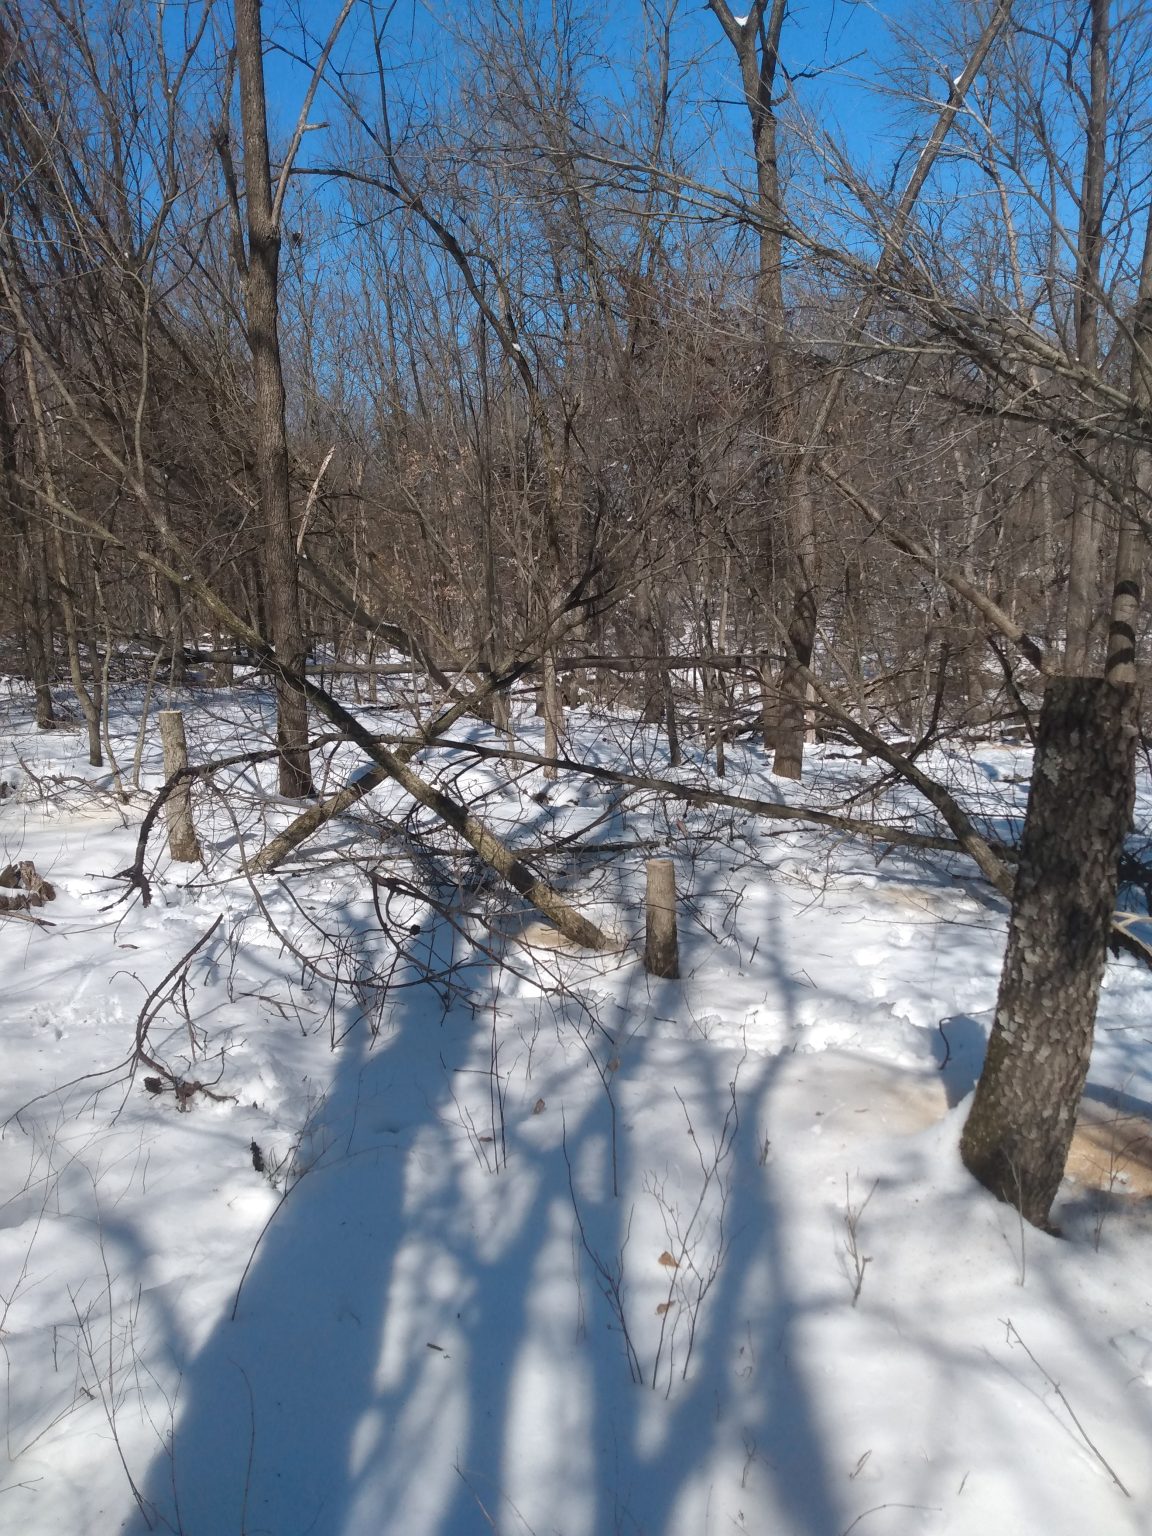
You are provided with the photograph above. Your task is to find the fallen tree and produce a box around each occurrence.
[17,464,618,952]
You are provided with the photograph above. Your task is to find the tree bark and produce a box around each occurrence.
[707,2,815,780]
[159,710,202,863]
[1106,189,1152,687]
[1064,0,1110,673]
[542,648,561,780]
[234,0,313,798]
[960,678,1137,1229]
[644,858,680,979]
[0,369,55,727]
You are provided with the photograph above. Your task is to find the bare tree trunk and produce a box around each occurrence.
[159,710,202,862]
[478,448,511,734]
[213,631,235,687]
[1105,193,1152,687]
[234,0,313,797]
[770,511,817,781]
[1107,476,1146,686]
[23,529,56,729]
[663,675,681,769]
[709,0,1014,779]
[0,371,54,727]
[707,1,813,780]
[1064,0,1110,673]
[157,572,188,686]
[51,523,102,766]
[542,648,561,780]
[960,678,1136,1229]
[14,332,100,761]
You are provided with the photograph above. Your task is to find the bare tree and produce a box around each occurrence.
[226,0,356,797]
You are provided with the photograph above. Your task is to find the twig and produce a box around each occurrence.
[841,1175,877,1307]
[124,915,227,1109]
[840,1504,941,1535]
[1002,1319,1130,1497]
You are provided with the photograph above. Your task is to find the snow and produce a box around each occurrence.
[2,679,1151,1535]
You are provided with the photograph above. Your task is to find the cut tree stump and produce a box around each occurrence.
[644,858,680,979]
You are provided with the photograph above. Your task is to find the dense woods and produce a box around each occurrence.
[3,0,1151,1229]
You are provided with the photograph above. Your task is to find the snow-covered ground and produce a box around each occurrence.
[2,679,1150,1536]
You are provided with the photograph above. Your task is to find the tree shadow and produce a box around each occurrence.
[112,825,862,1536]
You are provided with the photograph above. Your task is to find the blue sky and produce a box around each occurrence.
[249,0,1141,326]
[257,0,912,175]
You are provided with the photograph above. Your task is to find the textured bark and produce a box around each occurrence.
[960,678,1137,1229]
[235,0,313,798]
[158,710,202,863]
[156,575,188,686]
[644,859,680,979]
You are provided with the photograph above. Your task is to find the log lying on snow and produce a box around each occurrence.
[262,671,619,952]
[0,861,56,912]
[250,728,1152,970]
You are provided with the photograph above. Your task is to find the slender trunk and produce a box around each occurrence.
[1065,0,1110,673]
[158,574,187,686]
[22,534,56,728]
[478,459,510,733]
[664,673,681,769]
[770,507,818,780]
[542,649,561,780]
[15,335,100,761]
[726,0,817,780]
[51,523,102,766]
[712,561,730,776]
[709,0,1014,775]
[234,0,313,797]
[0,372,54,726]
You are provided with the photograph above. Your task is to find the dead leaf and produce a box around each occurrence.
[658,1251,678,1268]
[656,1301,675,1316]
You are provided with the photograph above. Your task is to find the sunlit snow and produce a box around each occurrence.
[1,679,1150,1536]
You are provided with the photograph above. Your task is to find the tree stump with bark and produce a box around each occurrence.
[644,858,680,979]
